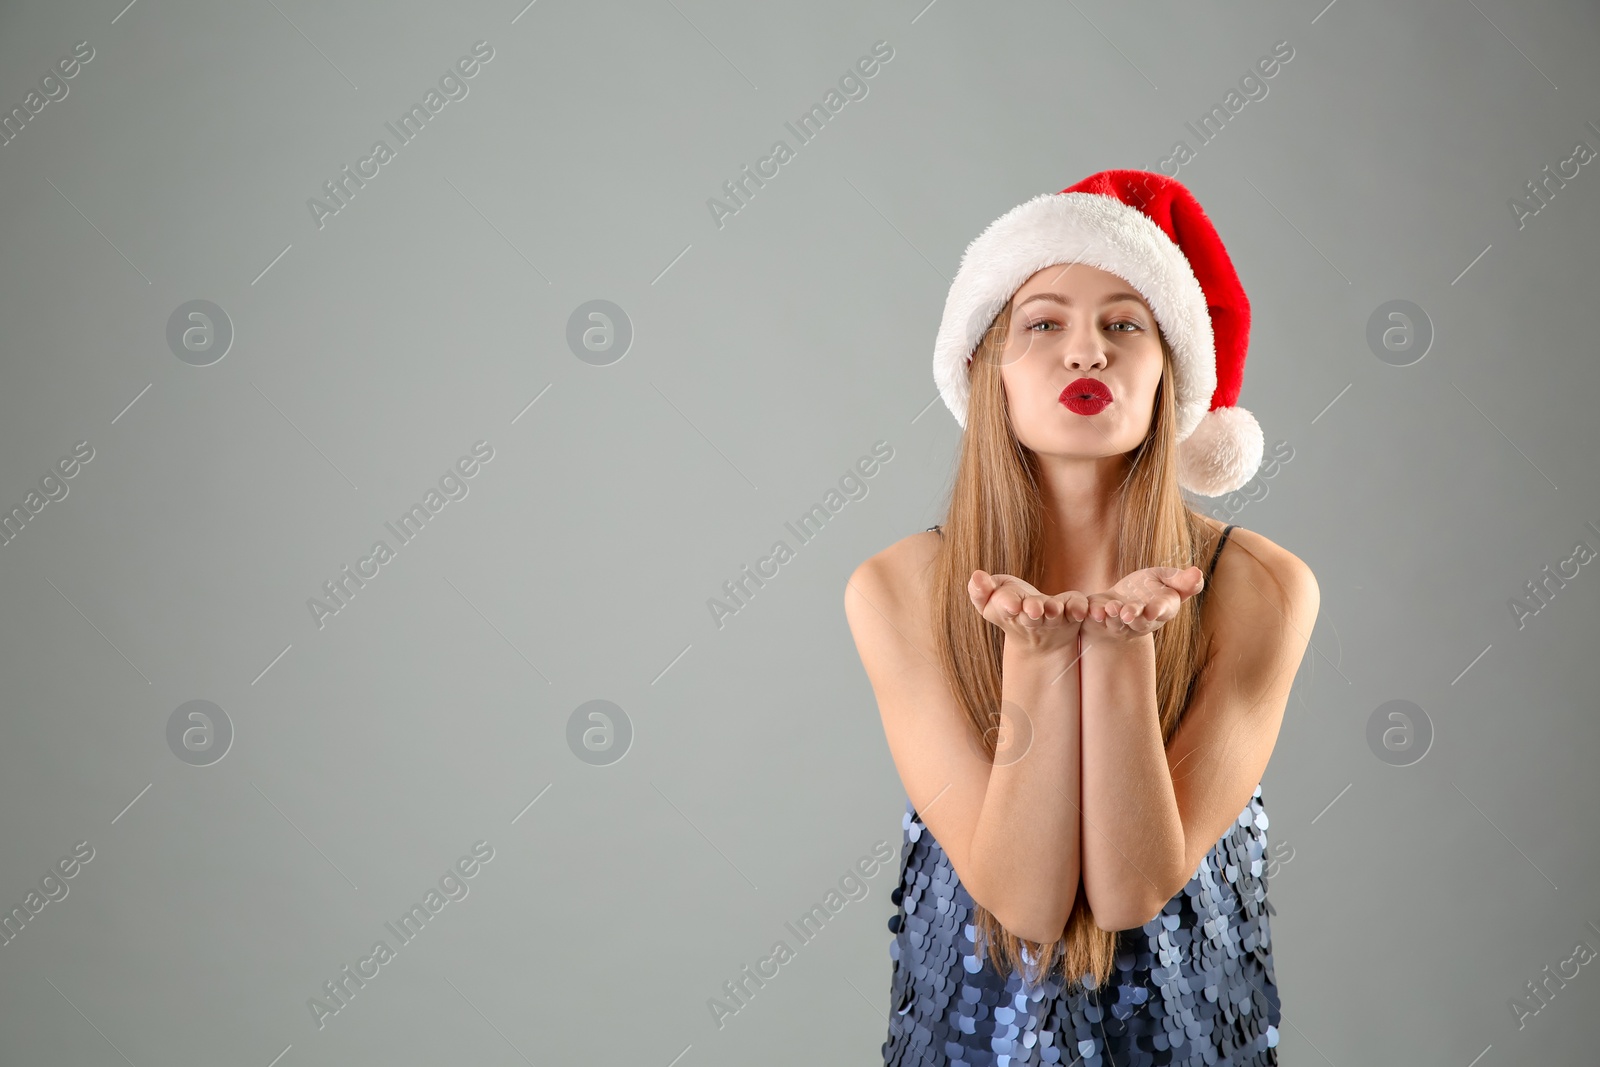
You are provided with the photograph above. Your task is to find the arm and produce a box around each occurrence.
[969,639,1084,942]
[1078,544,1320,931]
[845,550,1084,944]
[1076,632,1186,931]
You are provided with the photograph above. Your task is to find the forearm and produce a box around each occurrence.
[1077,632,1185,930]
[967,637,1083,943]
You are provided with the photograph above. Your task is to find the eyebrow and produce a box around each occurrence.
[1016,291,1148,311]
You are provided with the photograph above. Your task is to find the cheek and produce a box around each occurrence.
[1003,364,1054,411]
[997,334,1035,373]
[1135,354,1165,400]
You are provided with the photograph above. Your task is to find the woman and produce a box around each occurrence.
[846,171,1319,1065]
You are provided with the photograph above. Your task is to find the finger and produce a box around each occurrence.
[1142,592,1184,630]
[1062,592,1088,622]
[1130,598,1165,629]
[1159,566,1206,594]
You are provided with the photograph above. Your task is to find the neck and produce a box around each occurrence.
[1033,452,1127,594]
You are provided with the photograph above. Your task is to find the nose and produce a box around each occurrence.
[1062,322,1107,371]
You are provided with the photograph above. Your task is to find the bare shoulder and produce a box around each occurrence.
[1202,521,1320,645]
[844,529,942,610]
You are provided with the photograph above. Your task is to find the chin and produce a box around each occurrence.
[1027,435,1126,459]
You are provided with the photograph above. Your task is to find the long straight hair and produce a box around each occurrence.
[928,297,1222,991]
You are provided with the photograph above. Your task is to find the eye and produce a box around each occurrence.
[1024,317,1145,333]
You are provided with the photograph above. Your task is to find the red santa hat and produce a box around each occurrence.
[932,169,1263,498]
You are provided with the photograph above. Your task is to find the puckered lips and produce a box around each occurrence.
[1059,377,1112,415]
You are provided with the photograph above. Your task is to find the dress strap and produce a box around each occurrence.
[1206,523,1237,579]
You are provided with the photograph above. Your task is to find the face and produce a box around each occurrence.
[991,263,1165,460]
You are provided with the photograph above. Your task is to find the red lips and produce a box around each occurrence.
[1060,377,1112,415]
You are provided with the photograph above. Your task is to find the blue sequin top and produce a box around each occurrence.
[881,524,1281,1066]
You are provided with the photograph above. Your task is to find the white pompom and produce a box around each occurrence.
[1178,406,1265,497]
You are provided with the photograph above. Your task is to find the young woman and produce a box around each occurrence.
[846,171,1318,1065]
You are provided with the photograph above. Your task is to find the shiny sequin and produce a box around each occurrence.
[881,784,1280,1065]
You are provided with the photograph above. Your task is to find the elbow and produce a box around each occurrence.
[1089,887,1170,934]
[966,877,1071,945]
[961,852,1078,945]
[1000,907,1071,946]
[1086,859,1188,933]
[983,884,1075,945]
[1091,905,1151,934]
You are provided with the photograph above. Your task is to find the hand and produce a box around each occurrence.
[968,570,1088,656]
[1079,566,1206,647]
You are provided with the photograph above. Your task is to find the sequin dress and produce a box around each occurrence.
[882,523,1281,1066]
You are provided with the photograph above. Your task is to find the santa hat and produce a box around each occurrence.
[932,169,1263,498]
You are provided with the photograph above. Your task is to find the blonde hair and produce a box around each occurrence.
[928,295,1226,989]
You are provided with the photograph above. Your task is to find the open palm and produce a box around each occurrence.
[1080,565,1206,644]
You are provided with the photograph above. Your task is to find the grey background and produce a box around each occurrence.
[1,0,1597,1063]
